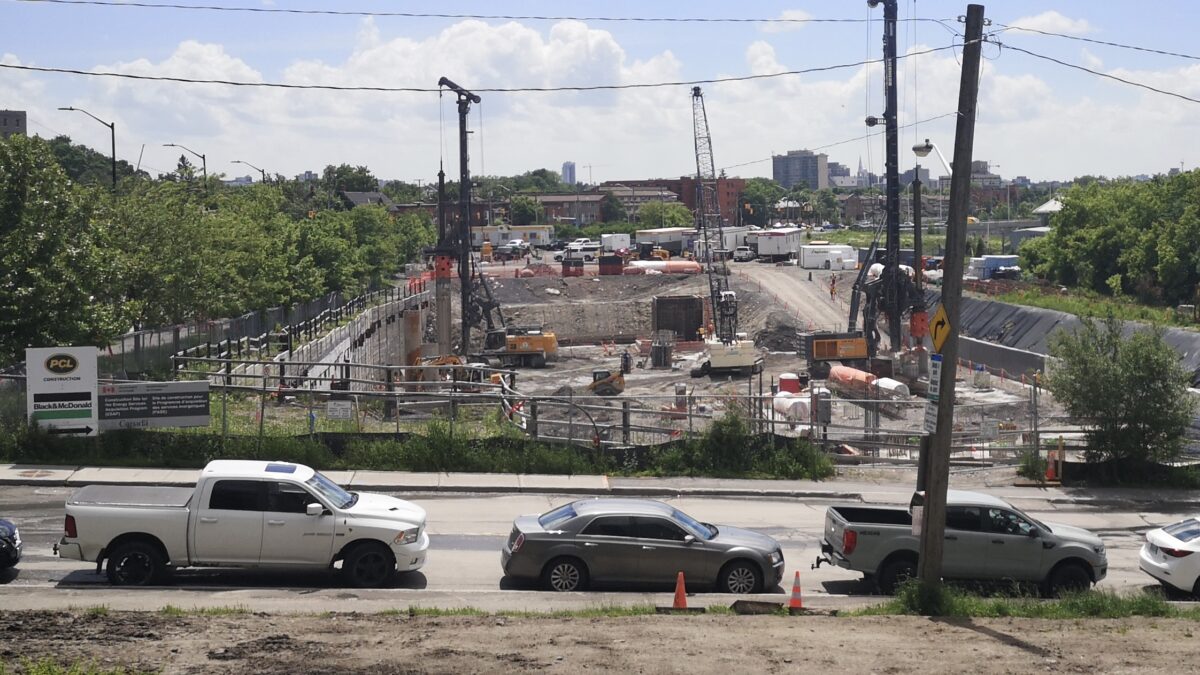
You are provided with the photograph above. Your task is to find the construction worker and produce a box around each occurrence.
[828,275,838,301]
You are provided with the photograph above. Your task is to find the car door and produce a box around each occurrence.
[192,479,264,565]
[942,506,992,579]
[982,508,1044,581]
[258,481,336,566]
[633,516,720,584]
[576,516,645,583]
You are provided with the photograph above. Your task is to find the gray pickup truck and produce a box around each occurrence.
[815,490,1107,595]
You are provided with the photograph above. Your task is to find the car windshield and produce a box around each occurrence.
[672,509,717,540]
[306,472,355,509]
[1008,504,1046,530]
[538,503,578,529]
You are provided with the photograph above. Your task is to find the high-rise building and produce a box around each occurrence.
[562,161,576,185]
[772,149,828,190]
[0,110,27,139]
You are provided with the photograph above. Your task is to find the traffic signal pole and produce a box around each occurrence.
[918,3,985,587]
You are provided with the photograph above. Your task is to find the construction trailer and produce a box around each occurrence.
[800,243,857,270]
[470,225,555,249]
[750,227,804,261]
[634,226,693,256]
[600,233,631,252]
[694,225,754,260]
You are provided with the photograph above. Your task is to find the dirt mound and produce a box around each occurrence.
[754,311,803,352]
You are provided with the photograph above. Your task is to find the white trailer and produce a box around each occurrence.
[800,244,857,270]
[751,227,803,261]
[600,233,631,252]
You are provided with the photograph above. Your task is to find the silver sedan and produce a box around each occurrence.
[501,498,784,593]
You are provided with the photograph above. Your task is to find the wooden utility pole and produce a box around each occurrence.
[918,3,985,586]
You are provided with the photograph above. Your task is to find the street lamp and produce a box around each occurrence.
[163,143,207,192]
[231,159,267,184]
[914,138,952,224]
[58,107,117,190]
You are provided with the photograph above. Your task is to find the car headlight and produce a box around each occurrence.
[393,527,420,546]
[768,551,783,565]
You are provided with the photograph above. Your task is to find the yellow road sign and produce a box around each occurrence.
[930,304,951,353]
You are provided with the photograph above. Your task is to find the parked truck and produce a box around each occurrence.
[55,460,429,588]
[814,490,1107,595]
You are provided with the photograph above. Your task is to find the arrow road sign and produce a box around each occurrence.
[930,303,951,353]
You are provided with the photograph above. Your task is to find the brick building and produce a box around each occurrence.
[599,176,745,225]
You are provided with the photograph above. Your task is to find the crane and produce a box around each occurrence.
[690,87,761,378]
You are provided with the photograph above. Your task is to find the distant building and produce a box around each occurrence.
[297,170,319,182]
[340,191,395,209]
[599,177,745,225]
[603,184,679,221]
[223,175,254,187]
[533,193,604,225]
[772,149,828,190]
[562,161,576,185]
[0,110,27,138]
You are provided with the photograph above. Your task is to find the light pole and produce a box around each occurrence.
[231,159,267,184]
[914,138,953,235]
[58,107,116,190]
[163,143,207,193]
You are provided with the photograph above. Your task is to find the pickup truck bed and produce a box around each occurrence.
[68,485,193,508]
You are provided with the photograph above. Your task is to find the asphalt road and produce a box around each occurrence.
[0,486,1188,612]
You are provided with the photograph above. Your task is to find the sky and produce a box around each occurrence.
[3,0,1199,185]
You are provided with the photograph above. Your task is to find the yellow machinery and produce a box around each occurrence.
[480,241,494,262]
[587,368,625,396]
[483,325,558,368]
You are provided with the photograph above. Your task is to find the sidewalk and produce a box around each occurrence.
[3,463,1199,507]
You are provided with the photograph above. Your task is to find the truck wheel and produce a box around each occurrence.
[877,557,916,595]
[343,542,396,588]
[542,557,588,592]
[1044,562,1090,598]
[719,560,763,594]
[106,541,165,586]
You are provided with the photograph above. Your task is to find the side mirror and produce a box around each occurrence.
[1027,527,1039,538]
[683,534,696,545]
[306,503,324,517]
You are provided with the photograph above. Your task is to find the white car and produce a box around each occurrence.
[1139,517,1200,595]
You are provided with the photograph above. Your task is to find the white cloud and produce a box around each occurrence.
[1081,48,1104,70]
[760,9,813,34]
[1008,11,1094,35]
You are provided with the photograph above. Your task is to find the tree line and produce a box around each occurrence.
[1022,170,1200,306]
[0,134,434,366]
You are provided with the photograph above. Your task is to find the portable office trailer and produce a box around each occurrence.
[800,243,857,270]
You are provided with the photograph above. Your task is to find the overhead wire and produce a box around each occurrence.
[0,44,961,93]
[995,24,1200,62]
[13,0,957,25]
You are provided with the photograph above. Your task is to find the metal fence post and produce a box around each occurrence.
[529,399,539,439]
[622,401,631,445]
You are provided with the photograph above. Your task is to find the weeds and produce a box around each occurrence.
[0,659,147,675]
[854,582,1200,620]
[159,604,249,617]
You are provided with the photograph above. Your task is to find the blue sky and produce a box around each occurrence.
[4,1,1199,183]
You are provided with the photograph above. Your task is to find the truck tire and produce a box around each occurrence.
[877,556,917,595]
[542,557,588,592]
[342,542,396,588]
[1044,562,1091,598]
[106,540,165,586]
[719,560,763,594]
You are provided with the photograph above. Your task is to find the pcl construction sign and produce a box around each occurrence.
[26,346,99,436]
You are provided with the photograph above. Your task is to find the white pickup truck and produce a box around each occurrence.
[55,460,429,588]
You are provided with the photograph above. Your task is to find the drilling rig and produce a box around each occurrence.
[691,86,761,378]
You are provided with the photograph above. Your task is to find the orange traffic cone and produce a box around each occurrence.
[673,571,688,610]
[788,571,804,615]
[1044,450,1057,482]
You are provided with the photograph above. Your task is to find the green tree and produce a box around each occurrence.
[637,200,692,227]
[380,180,422,204]
[740,178,785,226]
[45,135,145,187]
[321,164,379,196]
[1046,316,1193,466]
[599,193,626,222]
[0,135,124,363]
[510,195,543,226]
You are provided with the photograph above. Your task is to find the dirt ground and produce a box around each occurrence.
[1,609,1193,674]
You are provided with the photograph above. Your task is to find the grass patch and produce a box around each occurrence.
[853,582,1200,619]
[391,604,663,619]
[995,287,1192,328]
[159,604,250,617]
[0,659,148,675]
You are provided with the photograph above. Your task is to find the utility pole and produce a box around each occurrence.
[918,3,985,587]
[438,77,481,357]
[434,161,452,354]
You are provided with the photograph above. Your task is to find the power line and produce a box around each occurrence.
[996,24,1200,62]
[0,44,959,93]
[720,111,960,171]
[15,0,956,25]
[996,41,1200,106]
